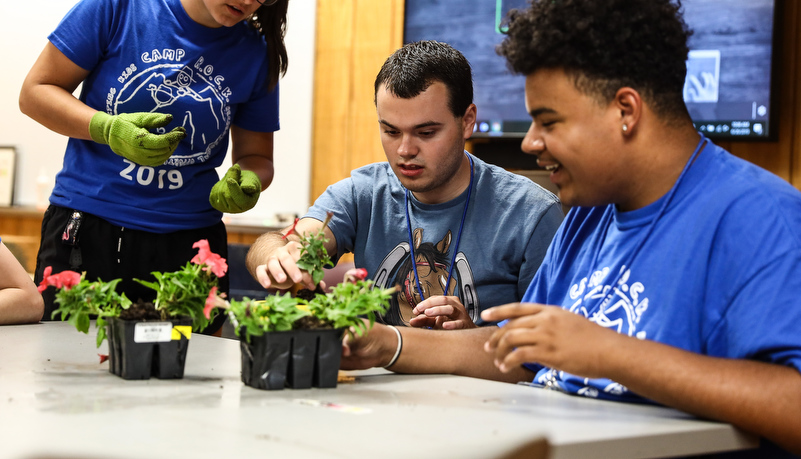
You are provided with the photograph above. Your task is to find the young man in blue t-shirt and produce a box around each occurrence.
[340,1,801,456]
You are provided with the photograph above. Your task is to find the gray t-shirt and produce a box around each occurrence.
[306,152,563,326]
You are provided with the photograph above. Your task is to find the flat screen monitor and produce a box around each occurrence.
[403,0,781,141]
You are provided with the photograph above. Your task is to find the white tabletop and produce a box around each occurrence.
[0,322,757,459]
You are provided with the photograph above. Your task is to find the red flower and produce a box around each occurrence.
[344,268,368,283]
[98,354,109,364]
[282,217,300,240]
[37,266,82,293]
[191,239,228,278]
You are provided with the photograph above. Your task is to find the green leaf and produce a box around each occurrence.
[50,273,132,347]
[294,214,334,289]
[228,293,310,334]
[76,313,90,334]
[306,279,395,335]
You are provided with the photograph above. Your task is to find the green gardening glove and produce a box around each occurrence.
[209,164,261,213]
[89,111,186,167]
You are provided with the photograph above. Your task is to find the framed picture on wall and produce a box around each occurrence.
[0,146,16,207]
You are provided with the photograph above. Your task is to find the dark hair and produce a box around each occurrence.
[374,40,473,118]
[497,0,693,120]
[248,1,289,91]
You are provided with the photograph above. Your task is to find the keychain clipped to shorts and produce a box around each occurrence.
[61,210,84,269]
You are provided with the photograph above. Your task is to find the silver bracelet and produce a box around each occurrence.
[383,325,403,369]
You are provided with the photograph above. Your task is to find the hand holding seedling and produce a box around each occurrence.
[254,213,334,291]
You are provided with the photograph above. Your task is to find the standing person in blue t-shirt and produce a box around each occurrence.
[19,0,289,334]
[246,40,564,329]
[340,1,801,455]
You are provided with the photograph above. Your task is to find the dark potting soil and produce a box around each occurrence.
[295,315,333,330]
[119,300,162,321]
[294,285,325,302]
[294,285,334,330]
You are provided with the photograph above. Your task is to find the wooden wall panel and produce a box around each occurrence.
[788,0,801,189]
[346,0,403,171]
[0,209,43,273]
[310,1,355,202]
[310,0,404,202]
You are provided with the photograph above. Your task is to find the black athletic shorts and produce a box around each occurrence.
[34,205,229,335]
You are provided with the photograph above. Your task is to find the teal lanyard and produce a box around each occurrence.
[589,135,708,308]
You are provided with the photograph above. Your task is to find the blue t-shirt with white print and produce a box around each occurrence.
[521,141,801,404]
[48,0,279,232]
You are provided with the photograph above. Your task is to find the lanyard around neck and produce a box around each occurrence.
[404,153,474,303]
[590,134,708,307]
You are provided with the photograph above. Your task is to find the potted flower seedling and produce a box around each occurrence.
[211,213,396,390]
[134,238,228,332]
[301,274,395,388]
[224,278,394,390]
[226,293,311,390]
[38,267,129,349]
[42,239,228,380]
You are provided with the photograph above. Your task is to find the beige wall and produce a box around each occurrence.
[311,0,801,201]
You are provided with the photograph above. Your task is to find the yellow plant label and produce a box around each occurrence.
[171,325,192,340]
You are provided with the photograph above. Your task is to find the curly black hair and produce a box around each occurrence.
[497,0,692,120]
[374,40,474,118]
[248,0,290,91]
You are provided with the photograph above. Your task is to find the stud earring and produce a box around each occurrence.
[622,124,628,132]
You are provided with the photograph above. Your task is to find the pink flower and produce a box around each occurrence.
[191,239,212,262]
[203,256,228,278]
[203,286,217,319]
[203,286,229,319]
[191,239,228,277]
[37,266,82,293]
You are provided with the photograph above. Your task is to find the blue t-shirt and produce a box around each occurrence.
[306,153,564,326]
[521,141,801,404]
[48,0,279,232]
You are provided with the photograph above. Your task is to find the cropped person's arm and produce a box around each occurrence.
[246,217,337,290]
[0,243,44,324]
[610,337,801,455]
[483,304,801,455]
[19,42,94,139]
[230,126,275,191]
[342,322,535,383]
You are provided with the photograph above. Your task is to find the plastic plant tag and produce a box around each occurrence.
[134,322,173,343]
[171,326,192,341]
